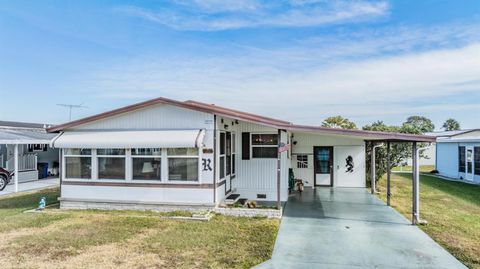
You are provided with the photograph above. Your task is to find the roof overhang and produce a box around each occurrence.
[281,124,436,142]
[45,96,436,143]
[0,128,56,145]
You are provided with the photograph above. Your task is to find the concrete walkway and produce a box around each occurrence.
[0,178,59,196]
[257,187,465,269]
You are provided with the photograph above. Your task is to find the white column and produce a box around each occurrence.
[14,144,19,192]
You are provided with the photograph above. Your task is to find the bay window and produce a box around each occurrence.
[132,148,161,180]
[64,149,91,179]
[63,147,201,183]
[97,149,125,180]
[167,148,199,181]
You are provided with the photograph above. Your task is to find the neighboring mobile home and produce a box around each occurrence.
[434,129,480,184]
[47,97,434,211]
[0,121,59,183]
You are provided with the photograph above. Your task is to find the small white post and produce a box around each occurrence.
[14,144,19,193]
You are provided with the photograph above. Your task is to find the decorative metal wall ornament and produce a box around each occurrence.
[345,155,354,173]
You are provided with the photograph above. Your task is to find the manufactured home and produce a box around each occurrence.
[47,97,434,211]
[434,129,480,184]
[0,121,59,185]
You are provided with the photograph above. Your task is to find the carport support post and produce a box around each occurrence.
[14,143,19,193]
[370,142,376,194]
[276,129,282,210]
[412,142,418,225]
[387,141,391,206]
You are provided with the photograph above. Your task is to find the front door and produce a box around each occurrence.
[466,146,474,181]
[314,146,333,186]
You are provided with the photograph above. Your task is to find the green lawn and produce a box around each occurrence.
[391,165,435,172]
[0,188,279,269]
[376,173,480,269]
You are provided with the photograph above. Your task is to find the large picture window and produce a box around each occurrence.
[251,134,278,159]
[64,149,91,179]
[97,149,125,180]
[475,147,480,176]
[459,146,465,173]
[168,148,199,181]
[132,148,161,180]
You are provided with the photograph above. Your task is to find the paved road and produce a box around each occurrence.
[256,187,466,269]
[0,178,59,196]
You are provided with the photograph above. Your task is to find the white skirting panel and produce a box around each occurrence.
[61,185,214,205]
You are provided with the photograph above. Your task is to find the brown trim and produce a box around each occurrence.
[63,181,215,189]
[313,146,334,187]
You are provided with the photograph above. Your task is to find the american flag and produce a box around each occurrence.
[278,142,290,153]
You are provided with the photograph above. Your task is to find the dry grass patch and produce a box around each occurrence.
[376,173,480,269]
[0,188,279,269]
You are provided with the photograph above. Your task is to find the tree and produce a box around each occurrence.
[321,116,357,129]
[363,121,410,185]
[402,116,435,134]
[442,118,460,131]
[363,118,431,185]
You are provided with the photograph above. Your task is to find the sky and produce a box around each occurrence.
[1,0,479,130]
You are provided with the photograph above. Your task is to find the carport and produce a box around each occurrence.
[0,126,56,192]
[256,187,465,268]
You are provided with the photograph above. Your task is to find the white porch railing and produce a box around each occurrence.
[6,154,37,172]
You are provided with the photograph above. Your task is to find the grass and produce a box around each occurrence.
[0,188,279,268]
[391,165,435,172]
[376,173,480,269]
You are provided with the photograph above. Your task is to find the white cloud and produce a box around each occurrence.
[86,42,480,125]
[115,0,389,31]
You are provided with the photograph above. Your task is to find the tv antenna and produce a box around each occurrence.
[57,103,88,121]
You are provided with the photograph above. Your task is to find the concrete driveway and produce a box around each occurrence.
[257,188,465,269]
[0,178,59,197]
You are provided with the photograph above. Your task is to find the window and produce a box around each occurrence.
[168,148,199,181]
[297,155,308,168]
[28,144,47,152]
[475,147,480,175]
[97,149,125,180]
[232,133,236,175]
[251,134,278,159]
[64,149,91,179]
[459,146,465,173]
[467,148,473,174]
[132,148,161,180]
[226,132,231,176]
[220,132,226,179]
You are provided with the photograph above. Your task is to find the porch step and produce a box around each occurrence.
[225,193,241,205]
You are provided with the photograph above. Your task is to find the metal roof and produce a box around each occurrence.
[46,97,435,142]
[0,120,53,129]
[426,129,477,138]
[0,127,56,144]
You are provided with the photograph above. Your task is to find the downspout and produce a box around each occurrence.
[414,143,430,225]
[371,142,384,194]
